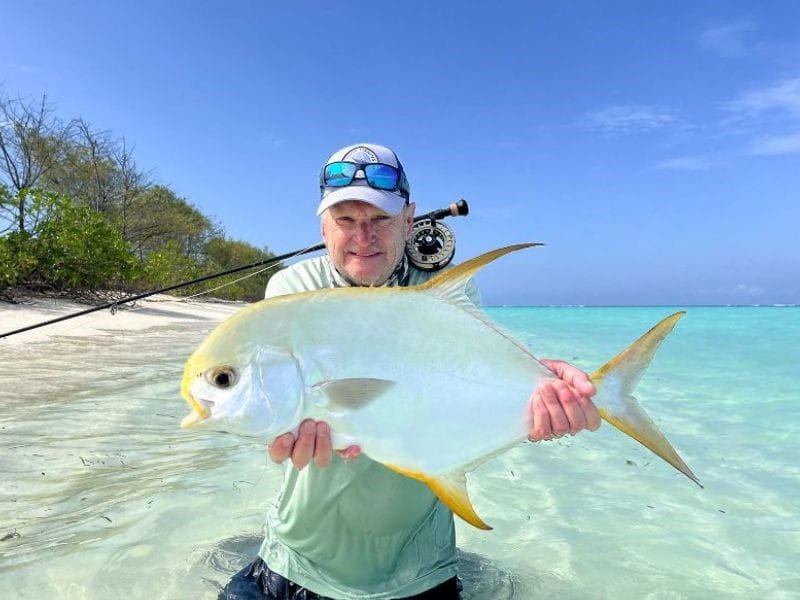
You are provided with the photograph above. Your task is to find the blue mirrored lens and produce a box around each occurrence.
[324,162,357,187]
[364,164,400,190]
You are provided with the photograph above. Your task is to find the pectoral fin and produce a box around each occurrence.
[314,378,395,410]
[384,464,492,530]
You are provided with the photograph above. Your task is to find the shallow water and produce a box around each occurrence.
[1,307,798,598]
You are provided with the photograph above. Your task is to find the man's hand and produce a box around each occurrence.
[527,359,601,441]
[268,419,361,470]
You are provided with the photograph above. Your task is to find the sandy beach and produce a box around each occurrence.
[0,294,245,345]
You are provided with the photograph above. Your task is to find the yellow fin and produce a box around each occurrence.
[594,312,685,392]
[414,243,545,363]
[180,410,206,429]
[415,243,543,302]
[384,464,492,530]
[592,311,702,487]
[314,378,395,409]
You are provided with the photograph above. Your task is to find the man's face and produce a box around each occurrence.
[321,200,415,286]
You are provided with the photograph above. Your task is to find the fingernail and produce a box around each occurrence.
[344,446,361,460]
[317,422,329,436]
[301,420,315,434]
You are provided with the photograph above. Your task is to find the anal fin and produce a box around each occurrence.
[384,464,492,530]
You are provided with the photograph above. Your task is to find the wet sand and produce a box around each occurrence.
[0,295,245,345]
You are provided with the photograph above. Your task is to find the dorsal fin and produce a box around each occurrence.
[414,243,545,362]
[415,243,543,303]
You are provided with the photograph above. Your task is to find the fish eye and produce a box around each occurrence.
[206,366,237,389]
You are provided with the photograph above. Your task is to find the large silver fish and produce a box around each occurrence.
[180,244,700,529]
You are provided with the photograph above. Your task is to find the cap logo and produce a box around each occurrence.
[343,146,379,164]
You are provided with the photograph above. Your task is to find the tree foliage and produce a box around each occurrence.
[0,93,74,234]
[0,91,281,303]
[201,237,277,301]
[138,240,203,291]
[0,191,138,298]
[124,185,219,259]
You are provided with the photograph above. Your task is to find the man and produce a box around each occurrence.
[224,143,600,599]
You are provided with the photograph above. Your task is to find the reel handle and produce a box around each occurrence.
[415,199,469,223]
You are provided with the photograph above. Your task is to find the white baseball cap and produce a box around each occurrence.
[317,143,411,216]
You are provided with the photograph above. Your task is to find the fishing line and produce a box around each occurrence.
[178,265,273,301]
[176,242,321,302]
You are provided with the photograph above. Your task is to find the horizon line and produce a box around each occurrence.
[484,303,799,308]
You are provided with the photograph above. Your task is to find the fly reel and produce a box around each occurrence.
[405,199,468,271]
[406,219,456,271]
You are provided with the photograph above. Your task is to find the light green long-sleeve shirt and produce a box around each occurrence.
[259,255,479,599]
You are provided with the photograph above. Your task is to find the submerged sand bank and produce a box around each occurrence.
[0,294,245,345]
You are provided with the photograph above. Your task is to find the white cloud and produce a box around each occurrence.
[750,133,800,155]
[724,77,800,119]
[584,77,800,164]
[260,132,284,147]
[714,76,800,157]
[724,284,766,297]
[700,20,756,58]
[583,105,678,135]
[0,63,37,73]
[656,156,719,171]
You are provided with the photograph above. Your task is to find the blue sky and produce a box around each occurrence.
[2,1,798,305]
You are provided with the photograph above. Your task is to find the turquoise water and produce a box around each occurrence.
[1,306,798,598]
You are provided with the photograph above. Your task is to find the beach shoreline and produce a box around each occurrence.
[0,294,246,345]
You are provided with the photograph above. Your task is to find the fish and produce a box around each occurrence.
[180,243,700,530]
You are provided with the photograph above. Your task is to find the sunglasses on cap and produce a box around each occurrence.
[321,161,410,200]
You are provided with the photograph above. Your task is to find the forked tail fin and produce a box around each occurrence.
[592,311,702,487]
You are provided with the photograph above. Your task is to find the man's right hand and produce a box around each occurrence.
[268,419,360,469]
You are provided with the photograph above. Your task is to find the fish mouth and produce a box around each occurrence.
[180,391,213,429]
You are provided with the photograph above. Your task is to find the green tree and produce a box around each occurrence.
[0,93,75,234]
[138,240,202,290]
[41,119,148,228]
[0,230,36,295]
[0,191,138,298]
[125,185,219,260]
[201,237,279,301]
[1,91,279,304]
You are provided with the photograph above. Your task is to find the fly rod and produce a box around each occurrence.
[0,200,469,340]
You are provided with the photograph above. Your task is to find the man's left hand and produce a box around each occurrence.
[527,359,601,441]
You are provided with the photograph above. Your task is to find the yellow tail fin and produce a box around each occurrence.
[593,312,702,487]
